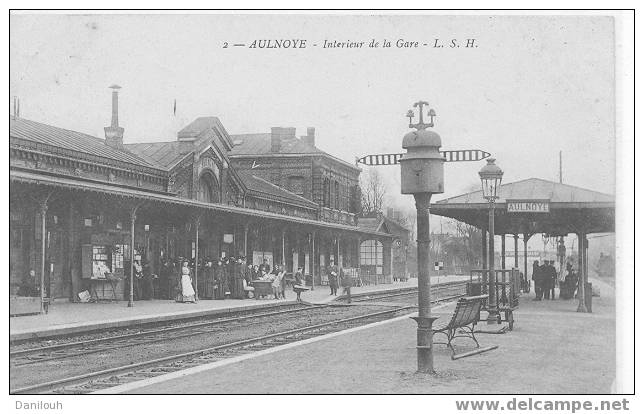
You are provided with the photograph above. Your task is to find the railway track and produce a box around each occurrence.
[342,279,467,303]
[11,281,468,394]
[10,303,328,366]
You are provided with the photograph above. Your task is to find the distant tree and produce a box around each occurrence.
[360,169,387,215]
[453,220,482,269]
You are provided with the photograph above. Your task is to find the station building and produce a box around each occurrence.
[9,87,398,307]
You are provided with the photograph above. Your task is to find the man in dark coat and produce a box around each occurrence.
[327,260,339,296]
[141,260,154,300]
[214,259,227,299]
[546,260,557,300]
[532,260,543,301]
[232,257,245,299]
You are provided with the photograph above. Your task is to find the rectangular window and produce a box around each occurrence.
[112,244,127,270]
[93,245,109,262]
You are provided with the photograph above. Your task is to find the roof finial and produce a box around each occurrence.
[407,100,436,130]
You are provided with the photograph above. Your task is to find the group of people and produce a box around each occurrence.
[559,263,579,300]
[532,260,558,300]
[153,257,310,303]
[532,260,579,301]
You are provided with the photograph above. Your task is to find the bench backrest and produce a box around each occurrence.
[448,295,487,328]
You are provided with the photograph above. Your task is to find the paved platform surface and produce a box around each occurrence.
[12,277,476,341]
[123,277,616,394]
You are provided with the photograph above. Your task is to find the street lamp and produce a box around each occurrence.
[479,158,503,324]
[400,101,445,373]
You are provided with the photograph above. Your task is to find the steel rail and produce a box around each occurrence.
[11,306,415,394]
[12,287,468,395]
[11,281,467,367]
[10,304,327,364]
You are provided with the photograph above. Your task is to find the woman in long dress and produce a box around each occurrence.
[176,260,196,303]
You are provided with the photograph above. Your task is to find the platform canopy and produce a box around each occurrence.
[430,178,615,236]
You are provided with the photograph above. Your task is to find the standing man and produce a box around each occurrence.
[141,259,154,300]
[547,260,557,300]
[542,260,550,300]
[327,260,339,296]
[340,267,352,303]
[532,260,543,301]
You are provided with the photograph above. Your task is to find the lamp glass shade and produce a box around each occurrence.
[478,158,503,200]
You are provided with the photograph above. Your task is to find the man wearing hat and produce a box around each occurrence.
[141,259,154,300]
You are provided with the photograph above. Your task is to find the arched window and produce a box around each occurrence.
[196,171,219,203]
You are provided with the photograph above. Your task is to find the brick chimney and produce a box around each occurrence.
[104,85,124,149]
[270,127,296,152]
[301,127,315,147]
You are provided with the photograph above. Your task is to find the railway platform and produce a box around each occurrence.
[114,276,616,394]
[10,276,464,342]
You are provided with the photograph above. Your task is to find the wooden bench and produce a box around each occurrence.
[432,294,488,357]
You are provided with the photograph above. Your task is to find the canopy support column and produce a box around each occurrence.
[523,233,530,293]
[194,215,201,301]
[337,234,341,268]
[501,234,506,270]
[311,231,316,290]
[513,234,519,269]
[576,232,588,312]
[128,204,142,308]
[38,197,51,314]
[281,230,286,268]
[244,224,249,259]
[486,204,498,324]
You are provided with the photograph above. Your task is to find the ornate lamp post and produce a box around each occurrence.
[479,158,503,324]
[400,101,445,373]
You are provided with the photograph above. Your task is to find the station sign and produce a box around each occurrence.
[506,199,550,213]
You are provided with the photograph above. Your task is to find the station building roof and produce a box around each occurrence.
[124,141,189,170]
[10,116,158,170]
[236,171,319,209]
[229,133,322,156]
[229,132,360,171]
[430,178,615,236]
[10,115,321,213]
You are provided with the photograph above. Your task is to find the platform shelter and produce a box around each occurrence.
[430,178,615,312]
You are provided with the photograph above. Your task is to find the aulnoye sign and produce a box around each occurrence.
[506,199,550,213]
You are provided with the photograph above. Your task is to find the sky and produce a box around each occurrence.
[10,13,617,250]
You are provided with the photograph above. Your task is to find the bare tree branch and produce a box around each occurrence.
[360,169,387,215]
